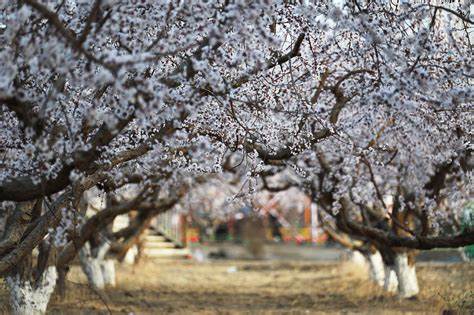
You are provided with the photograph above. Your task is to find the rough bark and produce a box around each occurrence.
[0,192,69,275]
[0,201,37,257]
[5,266,57,315]
[339,196,474,249]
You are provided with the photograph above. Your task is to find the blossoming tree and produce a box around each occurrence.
[0,0,472,313]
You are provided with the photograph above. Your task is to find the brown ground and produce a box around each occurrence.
[0,259,473,314]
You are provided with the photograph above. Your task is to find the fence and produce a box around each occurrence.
[154,209,187,248]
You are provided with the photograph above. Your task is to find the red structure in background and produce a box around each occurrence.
[259,193,327,244]
[158,190,329,246]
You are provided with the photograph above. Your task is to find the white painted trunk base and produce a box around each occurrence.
[459,247,470,262]
[123,245,138,265]
[349,250,367,267]
[79,242,115,289]
[101,259,116,287]
[6,266,58,315]
[368,251,385,287]
[81,258,105,289]
[383,265,398,293]
[394,253,419,298]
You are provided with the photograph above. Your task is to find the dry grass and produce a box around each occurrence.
[0,259,472,314]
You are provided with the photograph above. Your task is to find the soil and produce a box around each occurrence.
[0,259,472,314]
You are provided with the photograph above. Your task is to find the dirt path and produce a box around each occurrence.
[0,260,472,314]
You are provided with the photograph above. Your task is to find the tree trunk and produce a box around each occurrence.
[383,265,398,293]
[55,266,69,300]
[349,250,367,267]
[367,251,385,287]
[6,266,57,315]
[101,259,116,287]
[80,253,104,289]
[394,252,419,298]
[79,241,113,289]
[123,245,138,265]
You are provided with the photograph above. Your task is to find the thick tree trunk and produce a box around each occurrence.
[367,251,385,287]
[81,257,104,289]
[101,259,116,287]
[79,241,114,289]
[394,252,419,298]
[383,265,398,293]
[6,266,57,315]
